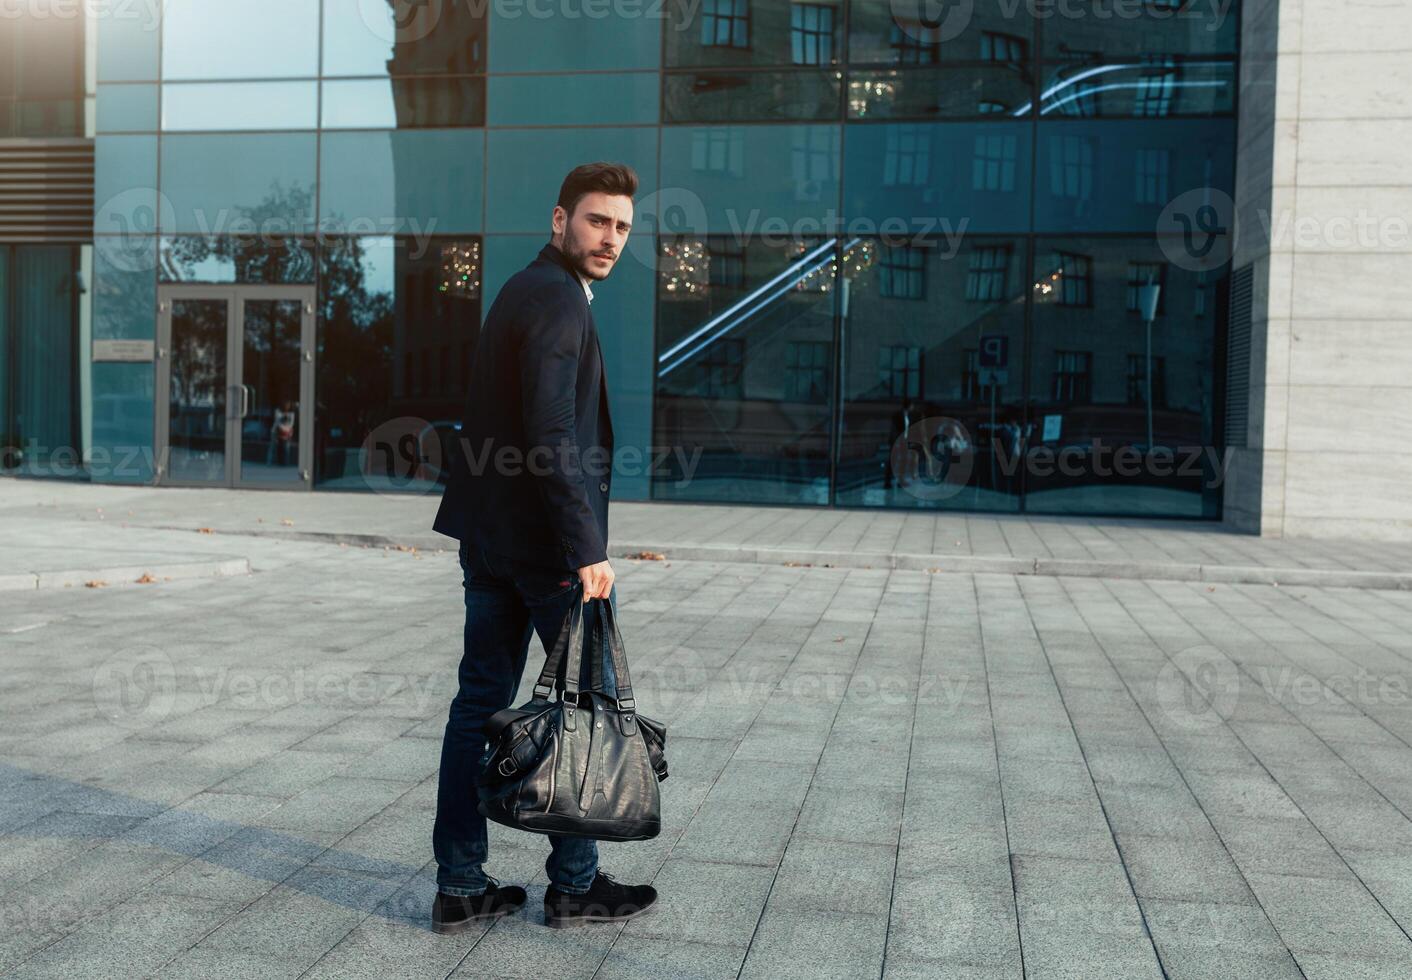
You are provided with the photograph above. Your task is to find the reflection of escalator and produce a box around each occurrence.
[654,239,853,504]
[657,238,851,379]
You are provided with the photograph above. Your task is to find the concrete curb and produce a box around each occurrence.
[123,525,1412,592]
[610,543,1412,592]
[1,558,252,592]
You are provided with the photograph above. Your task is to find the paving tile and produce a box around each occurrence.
[596,937,746,980]
[768,839,896,915]
[738,908,887,980]
[621,858,774,946]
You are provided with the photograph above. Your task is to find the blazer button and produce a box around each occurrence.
[599,482,609,493]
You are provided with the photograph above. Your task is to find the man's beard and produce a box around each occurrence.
[562,229,612,282]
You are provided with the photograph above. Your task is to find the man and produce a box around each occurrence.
[428,163,658,933]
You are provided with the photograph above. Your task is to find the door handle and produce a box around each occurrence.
[239,384,251,419]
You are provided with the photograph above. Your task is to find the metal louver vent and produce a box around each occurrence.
[0,138,95,244]
[1224,263,1254,449]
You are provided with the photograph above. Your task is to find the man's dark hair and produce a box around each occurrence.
[557,162,638,218]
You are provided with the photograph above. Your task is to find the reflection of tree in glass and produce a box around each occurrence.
[161,182,317,284]
[317,234,395,483]
[170,301,225,445]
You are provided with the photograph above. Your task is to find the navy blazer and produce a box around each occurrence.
[433,243,615,569]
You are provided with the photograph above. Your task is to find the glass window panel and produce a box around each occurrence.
[97,8,161,82]
[316,236,483,491]
[666,0,845,67]
[1028,237,1221,517]
[160,133,318,234]
[97,84,159,133]
[161,0,320,80]
[848,66,1033,120]
[320,129,484,236]
[837,236,1025,511]
[0,249,8,468]
[660,124,839,234]
[1040,60,1235,118]
[321,77,485,129]
[491,4,659,71]
[93,237,158,341]
[94,135,161,241]
[486,73,658,126]
[322,0,486,76]
[158,237,316,284]
[843,122,1031,235]
[162,82,319,132]
[654,235,838,504]
[484,127,658,233]
[1043,1,1240,59]
[848,0,1033,64]
[12,247,82,472]
[1033,119,1235,232]
[664,70,842,123]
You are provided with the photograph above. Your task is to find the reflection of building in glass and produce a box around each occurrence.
[30,0,1410,540]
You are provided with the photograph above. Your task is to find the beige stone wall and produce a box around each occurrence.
[1228,0,1412,540]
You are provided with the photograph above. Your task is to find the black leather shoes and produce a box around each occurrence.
[432,882,527,934]
[543,871,658,928]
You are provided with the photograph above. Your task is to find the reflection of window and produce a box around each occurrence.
[1134,148,1170,204]
[1135,60,1177,117]
[1127,354,1166,408]
[879,245,925,300]
[792,126,835,201]
[691,126,745,176]
[790,4,835,65]
[786,341,829,402]
[972,133,1017,191]
[978,100,1009,115]
[880,345,923,399]
[1126,262,1167,314]
[980,31,1027,64]
[702,338,745,398]
[1048,251,1092,307]
[709,238,745,287]
[1050,134,1094,200]
[889,23,939,65]
[1052,350,1092,403]
[966,246,1010,302]
[702,0,750,48]
[883,124,929,186]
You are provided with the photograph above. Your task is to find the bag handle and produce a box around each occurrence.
[597,597,636,712]
[532,591,585,702]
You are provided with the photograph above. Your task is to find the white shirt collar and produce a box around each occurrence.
[578,274,594,305]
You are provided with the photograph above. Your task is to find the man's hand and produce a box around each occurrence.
[578,560,615,601]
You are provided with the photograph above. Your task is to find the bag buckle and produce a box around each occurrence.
[497,757,517,777]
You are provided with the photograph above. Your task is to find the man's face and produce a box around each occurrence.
[553,191,633,282]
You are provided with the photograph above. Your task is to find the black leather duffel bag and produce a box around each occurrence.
[477,594,666,841]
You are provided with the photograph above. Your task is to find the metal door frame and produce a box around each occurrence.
[155,284,316,490]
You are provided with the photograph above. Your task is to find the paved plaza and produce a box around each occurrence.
[3,483,1412,978]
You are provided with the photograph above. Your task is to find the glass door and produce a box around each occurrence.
[233,290,313,487]
[156,286,314,489]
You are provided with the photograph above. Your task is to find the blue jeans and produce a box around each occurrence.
[433,540,617,896]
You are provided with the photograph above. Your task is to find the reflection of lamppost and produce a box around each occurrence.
[1138,277,1162,452]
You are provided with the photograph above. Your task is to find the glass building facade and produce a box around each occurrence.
[66,0,1239,517]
